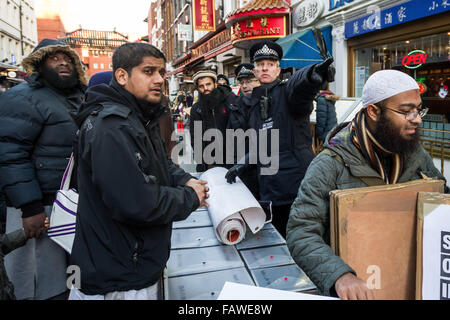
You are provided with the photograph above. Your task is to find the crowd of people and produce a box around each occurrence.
[0,37,447,301]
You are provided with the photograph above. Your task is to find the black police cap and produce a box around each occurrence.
[235,63,255,80]
[250,40,283,63]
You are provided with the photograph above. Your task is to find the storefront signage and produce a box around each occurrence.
[294,0,324,27]
[345,0,450,38]
[191,28,231,59]
[402,50,428,69]
[193,0,216,31]
[231,16,286,46]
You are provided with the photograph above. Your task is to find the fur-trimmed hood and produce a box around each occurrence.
[318,89,340,102]
[22,39,88,86]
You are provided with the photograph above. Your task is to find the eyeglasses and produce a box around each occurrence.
[238,79,259,86]
[382,106,428,121]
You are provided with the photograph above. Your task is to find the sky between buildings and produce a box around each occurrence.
[35,0,152,41]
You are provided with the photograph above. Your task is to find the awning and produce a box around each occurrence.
[277,26,332,69]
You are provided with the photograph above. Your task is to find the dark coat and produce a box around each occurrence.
[240,64,321,206]
[0,73,85,217]
[71,80,199,295]
[315,91,339,142]
[189,85,238,172]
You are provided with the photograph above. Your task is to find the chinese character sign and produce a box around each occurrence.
[193,0,216,31]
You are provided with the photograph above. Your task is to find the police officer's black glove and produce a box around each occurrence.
[225,164,249,184]
[311,57,335,85]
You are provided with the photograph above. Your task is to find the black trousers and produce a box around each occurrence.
[271,204,292,239]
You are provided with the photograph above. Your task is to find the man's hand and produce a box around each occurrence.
[185,178,210,208]
[335,273,375,300]
[225,164,248,184]
[311,57,335,85]
[22,212,47,239]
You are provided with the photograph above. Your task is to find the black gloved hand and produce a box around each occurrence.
[311,57,335,85]
[225,164,249,184]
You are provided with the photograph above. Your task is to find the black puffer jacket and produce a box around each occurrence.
[71,80,200,295]
[0,73,85,217]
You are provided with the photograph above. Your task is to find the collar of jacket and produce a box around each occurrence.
[249,78,282,105]
[324,122,426,182]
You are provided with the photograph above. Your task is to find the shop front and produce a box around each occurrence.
[0,62,26,92]
[345,0,450,116]
[226,0,291,50]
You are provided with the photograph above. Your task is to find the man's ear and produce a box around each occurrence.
[114,68,128,86]
[366,104,381,121]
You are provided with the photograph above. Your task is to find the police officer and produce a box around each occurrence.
[235,63,260,96]
[225,40,334,238]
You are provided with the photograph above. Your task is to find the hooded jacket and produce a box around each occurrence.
[0,39,86,217]
[71,79,199,295]
[315,90,339,142]
[286,122,448,296]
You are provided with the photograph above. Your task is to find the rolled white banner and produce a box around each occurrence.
[200,167,266,245]
[216,212,246,245]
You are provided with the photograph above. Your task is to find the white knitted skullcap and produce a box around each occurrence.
[362,70,419,107]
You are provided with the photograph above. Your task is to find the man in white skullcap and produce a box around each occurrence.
[286,70,448,300]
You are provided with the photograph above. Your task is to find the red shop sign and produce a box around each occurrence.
[193,0,216,32]
[402,50,428,69]
[231,16,286,46]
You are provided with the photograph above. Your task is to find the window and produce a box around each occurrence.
[93,63,98,69]
[100,63,104,69]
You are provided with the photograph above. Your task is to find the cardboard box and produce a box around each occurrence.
[330,179,444,300]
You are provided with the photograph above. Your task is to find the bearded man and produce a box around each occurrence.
[0,39,88,299]
[189,69,238,172]
[286,70,449,300]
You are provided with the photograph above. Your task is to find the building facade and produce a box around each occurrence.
[61,28,129,78]
[0,0,37,88]
[150,0,254,96]
[0,0,37,65]
[36,13,66,43]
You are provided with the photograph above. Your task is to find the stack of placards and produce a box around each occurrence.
[165,204,316,299]
[329,179,444,300]
[416,192,450,300]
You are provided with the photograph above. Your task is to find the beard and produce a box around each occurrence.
[372,110,421,156]
[199,87,223,109]
[40,65,79,90]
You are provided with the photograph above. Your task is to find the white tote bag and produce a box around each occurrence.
[48,154,77,253]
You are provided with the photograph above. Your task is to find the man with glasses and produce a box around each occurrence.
[286,70,448,300]
[225,40,334,238]
[235,63,260,95]
[0,39,88,299]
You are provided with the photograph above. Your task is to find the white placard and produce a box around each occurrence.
[422,204,450,300]
[217,282,337,300]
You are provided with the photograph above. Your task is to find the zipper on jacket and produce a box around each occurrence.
[132,242,139,267]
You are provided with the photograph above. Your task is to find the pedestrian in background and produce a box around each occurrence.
[315,86,339,144]
[189,69,238,172]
